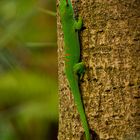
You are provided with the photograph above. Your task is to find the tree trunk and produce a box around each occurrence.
[57,0,140,139]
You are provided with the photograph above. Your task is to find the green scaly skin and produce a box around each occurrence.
[59,0,91,140]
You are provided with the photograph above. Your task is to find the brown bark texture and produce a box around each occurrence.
[57,0,140,139]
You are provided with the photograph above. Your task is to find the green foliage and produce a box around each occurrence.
[0,120,18,140]
[0,70,58,140]
[0,0,56,48]
[0,70,57,108]
[0,0,57,139]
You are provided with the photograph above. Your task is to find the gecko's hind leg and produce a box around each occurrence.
[74,17,83,30]
[73,62,85,79]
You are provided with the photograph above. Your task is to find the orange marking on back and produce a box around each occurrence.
[65,53,70,56]
[64,53,70,62]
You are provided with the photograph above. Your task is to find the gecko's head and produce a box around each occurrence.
[59,0,73,19]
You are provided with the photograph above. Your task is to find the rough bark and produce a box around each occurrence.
[57,0,140,139]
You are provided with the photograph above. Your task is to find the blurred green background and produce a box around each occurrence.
[0,0,58,140]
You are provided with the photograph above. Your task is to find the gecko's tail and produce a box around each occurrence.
[80,129,99,140]
[70,79,90,140]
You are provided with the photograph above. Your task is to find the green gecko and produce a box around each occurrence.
[59,0,91,139]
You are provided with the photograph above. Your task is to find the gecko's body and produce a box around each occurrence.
[59,0,91,140]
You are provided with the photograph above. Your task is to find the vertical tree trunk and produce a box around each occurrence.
[57,0,140,139]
